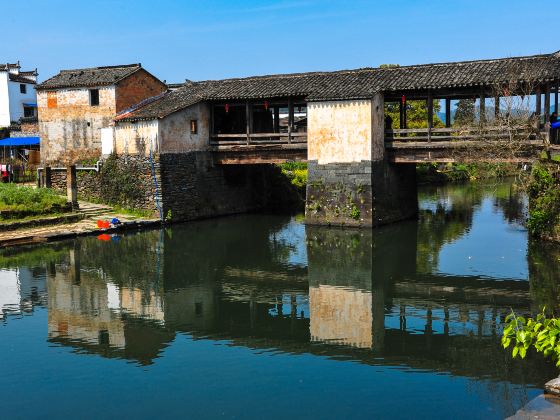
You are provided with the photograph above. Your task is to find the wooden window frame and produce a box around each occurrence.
[89,89,100,106]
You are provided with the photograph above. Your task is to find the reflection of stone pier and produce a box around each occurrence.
[309,285,373,348]
[306,226,390,351]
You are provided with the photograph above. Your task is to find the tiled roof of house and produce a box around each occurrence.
[0,62,20,71]
[116,51,560,122]
[9,73,36,84]
[36,64,142,90]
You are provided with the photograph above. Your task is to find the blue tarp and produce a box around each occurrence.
[552,121,560,129]
[0,137,40,147]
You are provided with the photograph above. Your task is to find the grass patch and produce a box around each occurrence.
[110,205,157,219]
[278,162,307,190]
[0,183,67,218]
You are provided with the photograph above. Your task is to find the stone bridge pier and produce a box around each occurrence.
[305,93,418,227]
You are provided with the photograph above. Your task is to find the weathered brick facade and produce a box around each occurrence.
[37,66,166,165]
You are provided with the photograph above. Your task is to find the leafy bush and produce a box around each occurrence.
[278,162,307,190]
[502,309,560,367]
[0,183,67,216]
[527,163,560,237]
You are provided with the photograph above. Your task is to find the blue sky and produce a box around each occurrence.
[2,0,557,83]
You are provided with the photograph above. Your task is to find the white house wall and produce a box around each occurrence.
[158,103,210,153]
[8,80,37,122]
[114,120,160,156]
[0,72,10,127]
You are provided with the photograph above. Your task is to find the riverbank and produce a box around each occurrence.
[417,162,520,184]
[527,162,560,243]
[0,201,160,248]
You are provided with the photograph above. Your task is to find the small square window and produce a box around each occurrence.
[190,120,198,134]
[23,106,35,118]
[20,84,27,94]
[195,302,203,317]
[89,89,100,106]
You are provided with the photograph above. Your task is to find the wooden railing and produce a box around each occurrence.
[385,126,545,143]
[210,132,307,146]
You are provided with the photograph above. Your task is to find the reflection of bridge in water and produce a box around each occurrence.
[5,212,544,388]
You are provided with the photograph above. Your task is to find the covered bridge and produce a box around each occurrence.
[110,51,560,227]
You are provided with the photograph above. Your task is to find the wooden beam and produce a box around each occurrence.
[445,98,451,128]
[536,87,542,116]
[494,96,500,120]
[403,96,408,130]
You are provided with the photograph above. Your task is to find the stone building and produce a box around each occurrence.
[0,61,38,128]
[36,64,167,164]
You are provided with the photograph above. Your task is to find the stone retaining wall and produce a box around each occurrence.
[48,152,298,222]
[306,160,418,227]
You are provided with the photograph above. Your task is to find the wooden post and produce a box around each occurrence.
[288,98,294,144]
[536,87,542,130]
[399,99,404,129]
[427,92,433,142]
[544,83,551,122]
[445,98,451,128]
[66,165,78,209]
[210,104,214,140]
[403,96,407,129]
[479,88,486,124]
[44,166,52,188]
[494,96,500,120]
[555,81,559,114]
[273,106,280,133]
[245,101,251,145]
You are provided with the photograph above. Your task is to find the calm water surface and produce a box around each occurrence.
[1,180,560,419]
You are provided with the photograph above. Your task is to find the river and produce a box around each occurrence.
[1,180,559,419]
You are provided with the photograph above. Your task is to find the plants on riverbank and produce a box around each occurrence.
[502,309,560,367]
[0,183,67,218]
[417,162,519,184]
[278,162,307,191]
[526,162,560,239]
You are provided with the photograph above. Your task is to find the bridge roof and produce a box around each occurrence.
[116,51,560,122]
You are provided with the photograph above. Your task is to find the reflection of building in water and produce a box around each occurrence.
[309,285,372,348]
[120,287,165,324]
[0,267,47,320]
[47,270,126,349]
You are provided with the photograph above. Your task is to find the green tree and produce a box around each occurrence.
[381,64,444,129]
[454,98,476,126]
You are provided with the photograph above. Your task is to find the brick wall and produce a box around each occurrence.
[115,69,167,113]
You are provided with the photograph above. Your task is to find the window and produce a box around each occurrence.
[23,106,35,118]
[190,119,198,134]
[47,91,57,108]
[20,84,27,94]
[89,89,100,106]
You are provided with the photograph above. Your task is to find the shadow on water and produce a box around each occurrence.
[1,180,559,418]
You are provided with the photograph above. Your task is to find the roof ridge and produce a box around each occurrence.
[59,63,140,73]
[378,52,555,72]
[190,51,557,83]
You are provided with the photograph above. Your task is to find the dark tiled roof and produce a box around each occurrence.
[117,51,560,121]
[0,62,20,71]
[9,73,36,84]
[36,64,142,90]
